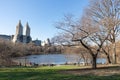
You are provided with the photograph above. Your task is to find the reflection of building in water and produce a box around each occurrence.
[0,20,51,46]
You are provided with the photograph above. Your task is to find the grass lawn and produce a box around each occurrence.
[0,65,120,80]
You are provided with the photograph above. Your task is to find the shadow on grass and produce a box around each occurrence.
[0,71,120,80]
[0,71,71,80]
[0,66,120,80]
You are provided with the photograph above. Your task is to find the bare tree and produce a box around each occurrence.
[87,0,120,64]
[0,39,17,66]
[51,33,73,46]
[102,41,112,64]
[55,14,108,69]
[55,0,120,68]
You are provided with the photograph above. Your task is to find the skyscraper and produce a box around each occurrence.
[12,20,32,43]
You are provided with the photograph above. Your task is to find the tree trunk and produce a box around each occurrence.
[112,42,116,64]
[92,56,97,69]
[102,48,111,64]
[107,55,111,64]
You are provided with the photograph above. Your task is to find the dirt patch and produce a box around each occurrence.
[59,65,120,76]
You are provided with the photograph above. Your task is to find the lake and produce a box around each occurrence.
[14,54,106,65]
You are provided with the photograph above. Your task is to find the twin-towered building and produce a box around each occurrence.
[12,20,51,46]
[12,20,32,43]
[0,20,51,46]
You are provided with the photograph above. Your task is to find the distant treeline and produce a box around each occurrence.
[0,39,62,66]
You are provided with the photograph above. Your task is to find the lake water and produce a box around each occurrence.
[14,54,106,65]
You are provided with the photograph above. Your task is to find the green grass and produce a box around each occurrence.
[0,65,120,80]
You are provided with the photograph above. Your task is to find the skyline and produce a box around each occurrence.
[0,0,89,41]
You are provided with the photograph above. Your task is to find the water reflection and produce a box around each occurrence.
[14,54,106,65]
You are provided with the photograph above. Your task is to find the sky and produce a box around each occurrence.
[0,0,89,41]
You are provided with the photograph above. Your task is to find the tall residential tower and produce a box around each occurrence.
[12,20,32,43]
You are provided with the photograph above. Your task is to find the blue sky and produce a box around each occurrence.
[0,0,89,41]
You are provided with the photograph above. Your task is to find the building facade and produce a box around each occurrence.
[0,20,51,46]
[12,20,32,43]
